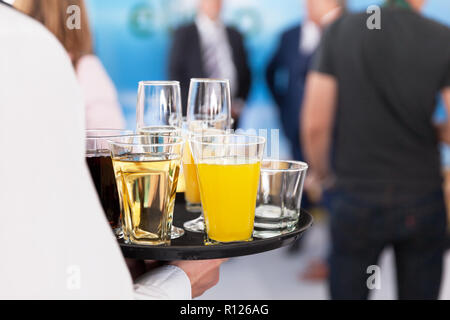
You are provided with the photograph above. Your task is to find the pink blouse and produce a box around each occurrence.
[76,55,126,129]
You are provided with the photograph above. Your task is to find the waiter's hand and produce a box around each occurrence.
[170,259,228,298]
[126,258,227,297]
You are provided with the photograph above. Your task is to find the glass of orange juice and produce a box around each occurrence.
[182,121,228,233]
[190,134,266,243]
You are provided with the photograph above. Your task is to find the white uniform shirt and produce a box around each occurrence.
[0,5,190,300]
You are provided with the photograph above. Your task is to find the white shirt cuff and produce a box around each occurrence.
[133,265,192,300]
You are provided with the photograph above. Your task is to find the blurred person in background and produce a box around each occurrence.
[302,0,450,299]
[14,0,126,129]
[433,100,450,247]
[266,0,345,272]
[266,0,345,162]
[0,0,225,299]
[169,0,251,128]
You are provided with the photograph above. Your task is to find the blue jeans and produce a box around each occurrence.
[328,184,447,300]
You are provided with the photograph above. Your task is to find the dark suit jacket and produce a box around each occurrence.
[266,24,314,161]
[169,23,251,115]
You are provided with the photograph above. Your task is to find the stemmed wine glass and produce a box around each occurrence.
[183,79,232,233]
[136,81,182,130]
[136,81,185,239]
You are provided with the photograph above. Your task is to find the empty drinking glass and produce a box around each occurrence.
[254,160,308,238]
[136,81,182,130]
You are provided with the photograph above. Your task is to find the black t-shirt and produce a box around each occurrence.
[312,7,450,189]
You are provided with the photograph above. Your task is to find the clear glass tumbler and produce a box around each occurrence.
[253,160,308,238]
[190,134,266,243]
[136,124,185,239]
[109,135,184,245]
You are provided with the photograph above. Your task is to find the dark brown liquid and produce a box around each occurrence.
[86,154,121,229]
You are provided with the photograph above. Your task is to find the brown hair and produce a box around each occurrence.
[14,0,93,67]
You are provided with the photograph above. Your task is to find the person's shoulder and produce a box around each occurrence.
[76,54,103,71]
[75,54,111,85]
[381,8,450,34]
[1,5,55,44]
[226,25,245,41]
[271,24,300,46]
[320,11,369,42]
[286,24,302,34]
[0,5,71,60]
[328,11,366,31]
[0,4,27,28]
[280,24,301,38]
[383,8,450,43]
[411,12,450,40]
[173,22,197,37]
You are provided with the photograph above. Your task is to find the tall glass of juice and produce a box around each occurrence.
[190,134,266,243]
[182,123,226,213]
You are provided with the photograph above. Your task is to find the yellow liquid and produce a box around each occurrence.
[112,155,180,245]
[176,171,186,193]
[196,158,261,242]
[182,141,201,204]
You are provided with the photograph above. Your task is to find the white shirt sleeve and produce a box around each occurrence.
[134,265,192,300]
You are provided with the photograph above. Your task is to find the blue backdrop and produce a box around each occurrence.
[86,0,450,159]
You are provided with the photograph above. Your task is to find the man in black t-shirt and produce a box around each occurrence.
[302,0,450,299]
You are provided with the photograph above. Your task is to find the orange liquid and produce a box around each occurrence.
[196,158,261,242]
[182,142,201,204]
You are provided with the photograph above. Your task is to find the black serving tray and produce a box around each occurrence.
[119,196,313,261]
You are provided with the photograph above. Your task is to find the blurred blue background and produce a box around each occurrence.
[86,0,450,159]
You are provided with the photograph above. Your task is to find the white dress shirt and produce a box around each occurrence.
[299,7,343,55]
[196,13,238,96]
[0,5,190,300]
[299,20,321,55]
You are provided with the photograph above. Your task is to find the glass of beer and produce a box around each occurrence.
[86,129,133,238]
[136,81,184,239]
[109,135,184,245]
[136,126,185,239]
[190,134,266,243]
